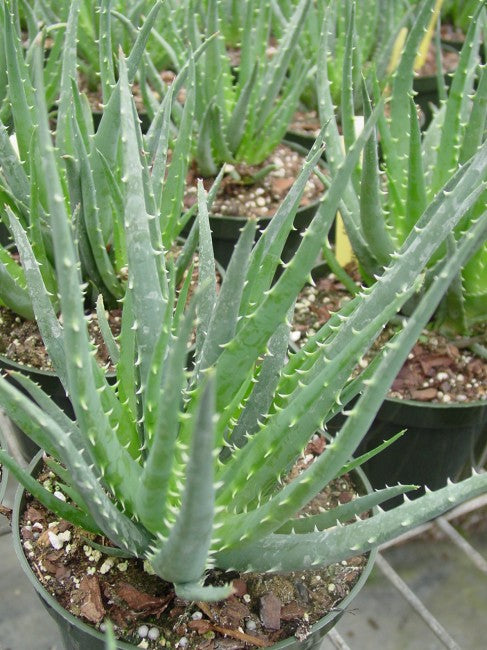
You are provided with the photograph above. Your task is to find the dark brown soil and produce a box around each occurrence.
[291,267,487,404]
[440,24,466,43]
[416,42,460,77]
[291,268,359,347]
[0,245,219,372]
[386,334,487,403]
[184,144,325,219]
[79,69,187,120]
[0,306,121,372]
[288,111,321,137]
[226,46,242,69]
[226,37,279,70]
[20,442,368,649]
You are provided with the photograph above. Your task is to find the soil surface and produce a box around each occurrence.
[79,70,180,115]
[416,42,460,77]
[288,111,322,138]
[291,266,487,404]
[184,144,325,219]
[225,38,278,70]
[0,306,121,372]
[20,440,368,649]
[440,24,466,43]
[0,246,219,372]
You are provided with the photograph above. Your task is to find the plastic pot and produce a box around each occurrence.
[328,396,487,509]
[181,195,324,269]
[0,354,116,461]
[292,264,487,508]
[412,73,453,130]
[12,451,376,650]
[0,427,8,504]
[205,197,322,269]
[358,398,487,504]
[440,37,486,64]
[0,354,74,461]
[0,221,12,246]
[182,141,328,268]
[284,130,320,153]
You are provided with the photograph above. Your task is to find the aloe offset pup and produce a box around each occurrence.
[2,42,487,626]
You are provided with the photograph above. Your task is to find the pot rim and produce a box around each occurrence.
[12,450,376,649]
[0,426,8,503]
[207,192,323,223]
[204,138,327,224]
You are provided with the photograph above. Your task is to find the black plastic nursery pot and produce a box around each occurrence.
[204,198,322,269]
[0,221,12,246]
[12,451,377,650]
[293,263,487,508]
[0,427,8,504]
[284,130,320,154]
[181,196,324,269]
[440,37,486,64]
[182,140,329,268]
[0,354,75,461]
[0,354,116,461]
[328,397,487,509]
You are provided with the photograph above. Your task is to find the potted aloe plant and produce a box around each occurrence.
[0,0,67,246]
[141,0,324,266]
[0,1,201,440]
[1,35,487,648]
[0,0,69,132]
[407,0,462,128]
[312,0,487,500]
[441,0,482,47]
[274,0,411,149]
[18,0,189,131]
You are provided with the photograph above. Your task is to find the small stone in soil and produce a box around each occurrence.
[259,593,281,630]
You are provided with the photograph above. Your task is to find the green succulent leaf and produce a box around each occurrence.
[215,472,487,572]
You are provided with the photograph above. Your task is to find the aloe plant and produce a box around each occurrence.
[18,0,147,92]
[442,0,479,33]
[272,0,412,114]
[318,0,487,338]
[139,0,314,176]
[0,0,70,127]
[211,0,247,47]
[1,37,487,611]
[0,0,200,325]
